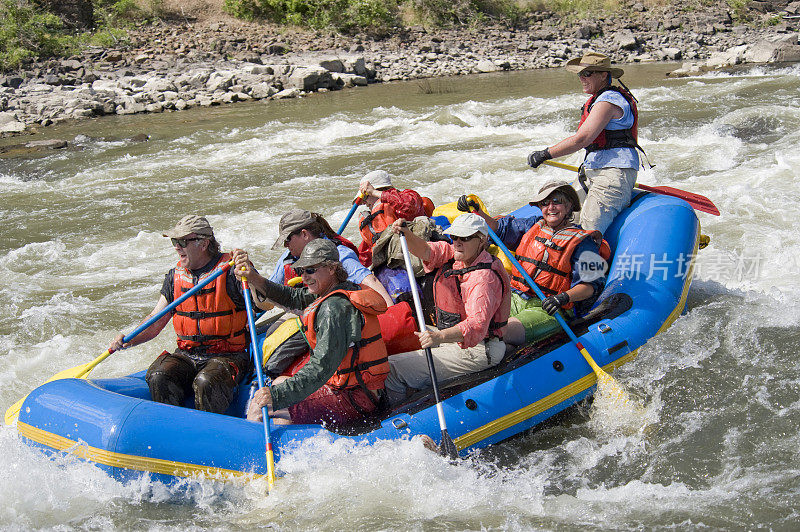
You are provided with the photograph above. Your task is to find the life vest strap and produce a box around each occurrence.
[533,236,565,251]
[515,255,570,278]
[179,286,216,296]
[176,327,247,342]
[174,309,234,319]
[359,209,384,231]
[442,262,492,278]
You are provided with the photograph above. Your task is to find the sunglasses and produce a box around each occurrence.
[284,230,301,246]
[171,237,204,248]
[451,234,479,243]
[295,266,320,276]
[539,197,565,207]
[578,71,598,78]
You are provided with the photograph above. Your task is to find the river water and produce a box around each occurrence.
[1,62,799,530]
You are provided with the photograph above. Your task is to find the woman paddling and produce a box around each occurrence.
[463,181,609,345]
[526,51,646,236]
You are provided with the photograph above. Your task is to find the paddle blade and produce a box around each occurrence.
[439,430,459,460]
[636,184,720,216]
[4,360,96,425]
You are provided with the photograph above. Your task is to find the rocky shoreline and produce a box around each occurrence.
[1,1,800,141]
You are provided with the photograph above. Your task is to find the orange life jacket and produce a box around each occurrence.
[579,86,641,154]
[282,236,359,286]
[359,202,397,248]
[301,287,389,391]
[510,220,611,309]
[173,253,248,353]
[432,254,511,341]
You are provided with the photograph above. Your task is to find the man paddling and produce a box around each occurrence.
[233,239,390,428]
[109,215,253,413]
[527,51,647,235]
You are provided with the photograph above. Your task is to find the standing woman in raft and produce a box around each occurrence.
[527,51,646,236]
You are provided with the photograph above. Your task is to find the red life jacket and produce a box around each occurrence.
[510,220,611,308]
[432,254,511,342]
[173,253,248,354]
[579,86,641,154]
[282,236,359,286]
[301,287,389,391]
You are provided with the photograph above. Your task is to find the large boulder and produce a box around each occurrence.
[286,67,334,91]
[744,34,800,63]
[0,112,26,133]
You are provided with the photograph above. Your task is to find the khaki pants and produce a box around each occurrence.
[580,167,638,235]
[384,337,506,404]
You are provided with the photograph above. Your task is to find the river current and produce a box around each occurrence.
[1,62,799,530]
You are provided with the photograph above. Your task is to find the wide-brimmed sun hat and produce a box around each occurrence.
[530,180,582,212]
[565,51,624,79]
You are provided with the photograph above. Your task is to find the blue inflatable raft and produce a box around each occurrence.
[15,192,700,484]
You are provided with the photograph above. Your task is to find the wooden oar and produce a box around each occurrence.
[4,260,236,426]
[542,160,720,216]
[397,230,459,459]
[242,274,277,491]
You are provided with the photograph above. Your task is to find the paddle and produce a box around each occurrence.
[397,228,459,459]
[336,194,365,235]
[542,160,720,216]
[242,274,277,491]
[4,260,236,426]
[468,208,635,410]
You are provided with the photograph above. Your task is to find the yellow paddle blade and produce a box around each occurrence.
[577,347,649,434]
[3,354,105,425]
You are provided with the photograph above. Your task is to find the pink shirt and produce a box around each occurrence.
[424,241,506,348]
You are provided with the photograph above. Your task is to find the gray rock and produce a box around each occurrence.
[332,73,368,87]
[0,112,26,133]
[250,82,278,99]
[319,58,345,72]
[273,88,301,99]
[613,30,640,51]
[26,139,67,149]
[287,66,333,91]
[475,59,500,72]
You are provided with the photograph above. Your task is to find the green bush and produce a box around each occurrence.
[223,0,398,33]
[0,0,69,70]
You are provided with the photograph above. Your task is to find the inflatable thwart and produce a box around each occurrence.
[15,191,700,484]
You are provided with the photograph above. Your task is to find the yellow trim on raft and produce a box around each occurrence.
[17,421,255,481]
[455,229,699,451]
[454,350,639,450]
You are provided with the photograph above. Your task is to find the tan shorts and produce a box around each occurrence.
[580,167,638,235]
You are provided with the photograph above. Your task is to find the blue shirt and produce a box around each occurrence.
[268,237,372,285]
[583,89,639,170]
[495,215,606,316]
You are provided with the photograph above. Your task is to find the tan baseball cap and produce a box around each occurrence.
[565,51,624,79]
[444,213,488,238]
[272,209,315,250]
[293,238,339,269]
[530,180,582,212]
[360,169,393,190]
[163,215,214,239]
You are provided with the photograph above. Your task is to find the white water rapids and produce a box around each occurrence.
[1,62,799,529]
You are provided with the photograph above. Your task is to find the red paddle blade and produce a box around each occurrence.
[635,184,720,216]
